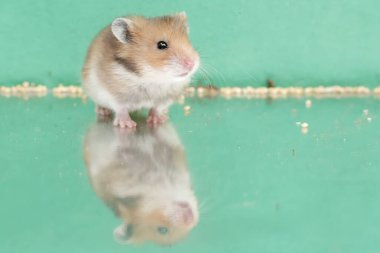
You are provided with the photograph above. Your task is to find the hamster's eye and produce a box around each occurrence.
[157,41,168,50]
[157,226,168,234]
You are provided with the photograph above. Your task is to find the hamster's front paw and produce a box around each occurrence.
[96,106,113,119]
[147,109,168,125]
[113,112,137,128]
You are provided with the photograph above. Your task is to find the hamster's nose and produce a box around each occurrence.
[181,58,195,71]
[175,202,194,226]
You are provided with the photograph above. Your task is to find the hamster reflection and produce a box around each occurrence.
[83,121,199,245]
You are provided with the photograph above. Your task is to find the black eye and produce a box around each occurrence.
[157,41,168,50]
[157,226,168,234]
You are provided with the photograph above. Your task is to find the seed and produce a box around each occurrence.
[185,87,195,96]
[277,87,288,97]
[231,87,242,96]
[256,87,268,97]
[304,87,312,96]
[242,87,255,96]
[197,86,206,94]
[220,87,233,99]
[356,86,370,95]
[184,105,191,115]
[373,87,380,96]
[305,99,312,108]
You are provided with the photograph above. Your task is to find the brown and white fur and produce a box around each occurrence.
[82,12,200,128]
[83,120,199,245]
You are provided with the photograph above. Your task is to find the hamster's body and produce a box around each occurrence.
[83,121,199,245]
[82,13,199,128]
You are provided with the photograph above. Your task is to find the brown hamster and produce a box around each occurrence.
[83,120,199,245]
[82,12,200,128]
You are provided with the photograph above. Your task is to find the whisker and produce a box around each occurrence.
[202,62,226,85]
[197,67,213,87]
[197,64,222,88]
[198,197,214,215]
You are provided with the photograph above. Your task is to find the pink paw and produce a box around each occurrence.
[147,113,168,125]
[113,117,137,129]
[96,106,113,118]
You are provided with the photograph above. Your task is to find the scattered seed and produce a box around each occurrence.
[2,83,380,100]
[184,105,191,116]
[301,127,309,134]
[305,99,312,108]
[184,86,195,96]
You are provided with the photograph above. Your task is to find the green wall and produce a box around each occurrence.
[1,0,379,87]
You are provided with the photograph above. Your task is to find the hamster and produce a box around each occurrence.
[83,120,199,245]
[82,12,200,128]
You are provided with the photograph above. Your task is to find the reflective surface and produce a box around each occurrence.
[1,97,380,252]
[84,120,198,245]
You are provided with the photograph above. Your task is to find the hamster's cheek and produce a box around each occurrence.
[140,65,171,82]
[164,63,184,77]
[154,64,178,78]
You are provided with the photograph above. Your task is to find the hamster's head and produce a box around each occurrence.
[111,12,200,83]
[114,194,199,245]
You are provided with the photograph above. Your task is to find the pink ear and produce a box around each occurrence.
[114,223,133,244]
[177,11,187,21]
[176,12,189,33]
[111,18,133,44]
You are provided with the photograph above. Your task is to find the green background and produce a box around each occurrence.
[1,0,380,87]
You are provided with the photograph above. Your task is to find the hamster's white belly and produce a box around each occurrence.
[84,63,187,112]
[84,67,118,110]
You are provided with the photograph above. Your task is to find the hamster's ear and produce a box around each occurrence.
[114,223,134,244]
[111,18,133,44]
[175,11,189,33]
[176,11,187,21]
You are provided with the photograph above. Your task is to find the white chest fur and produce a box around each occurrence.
[109,64,189,112]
